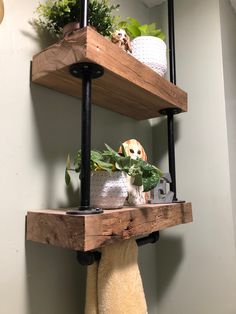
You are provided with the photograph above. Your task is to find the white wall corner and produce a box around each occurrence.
[142,0,166,8]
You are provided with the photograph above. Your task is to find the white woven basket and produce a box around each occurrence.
[131,36,167,76]
[90,171,128,209]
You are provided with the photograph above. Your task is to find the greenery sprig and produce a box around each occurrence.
[65,144,162,192]
[32,0,119,37]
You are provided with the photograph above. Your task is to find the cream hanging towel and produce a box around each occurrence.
[85,239,148,314]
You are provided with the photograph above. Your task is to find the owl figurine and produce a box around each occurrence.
[118,139,149,206]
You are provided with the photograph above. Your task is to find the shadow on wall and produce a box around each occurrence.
[21,28,58,51]
[139,234,184,309]
[151,116,180,166]
[25,241,86,314]
[30,83,152,208]
[30,84,82,208]
[155,234,184,302]
[147,116,183,307]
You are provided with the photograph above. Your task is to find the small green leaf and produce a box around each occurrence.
[66,154,71,169]
[147,23,156,32]
[133,174,143,186]
[104,144,120,157]
[126,25,141,38]
[95,160,114,172]
[121,144,127,157]
[158,32,166,40]
[126,17,141,27]
[138,24,149,36]
[64,7,70,13]
[91,150,103,161]
[149,29,161,37]
[118,21,127,28]
[65,169,71,186]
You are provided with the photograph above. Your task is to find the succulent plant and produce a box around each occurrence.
[31,0,119,38]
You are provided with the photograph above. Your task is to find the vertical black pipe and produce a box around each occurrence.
[167,0,177,199]
[167,111,177,198]
[80,72,92,209]
[168,0,176,85]
[68,62,104,215]
[80,0,89,209]
[80,0,88,28]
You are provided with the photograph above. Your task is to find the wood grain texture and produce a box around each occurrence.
[26,203,192,251]
[31,27,188,120]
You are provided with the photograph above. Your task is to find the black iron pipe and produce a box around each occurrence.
[167,111,177,198]
[136,231,160,247]
[77,231,160,265]
[80,73,92,209]
[80,0,88,28]
[77,0,92,209]
[167,0,177,200]
[67,63,104,215]
[168,0,176,85]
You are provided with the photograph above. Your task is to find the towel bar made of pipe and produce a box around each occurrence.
[77,231,160,265]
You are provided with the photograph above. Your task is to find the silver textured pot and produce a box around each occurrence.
[90,171,128,209]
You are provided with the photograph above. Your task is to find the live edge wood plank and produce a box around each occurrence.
[26,202,192,252]
[31,27,187,120]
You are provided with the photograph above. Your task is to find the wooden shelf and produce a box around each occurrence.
[29,28,192,253]
[31,27,187,120]
[26,202,192,252]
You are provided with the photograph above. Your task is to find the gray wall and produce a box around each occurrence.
[1,0,236,313]
[0,1,153,313]
[151,0,236,313]
[220,0,236,247]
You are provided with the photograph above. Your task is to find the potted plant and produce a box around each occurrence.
[65,144,162,209]
[31,0,119,39]
[118,17,167,76]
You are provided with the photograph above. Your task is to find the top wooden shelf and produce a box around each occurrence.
[31,27,187,120]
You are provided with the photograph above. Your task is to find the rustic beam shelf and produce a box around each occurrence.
[31,27,187,120]
[26,202,192,252]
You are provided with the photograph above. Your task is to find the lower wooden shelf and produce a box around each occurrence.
[26,202,192,252]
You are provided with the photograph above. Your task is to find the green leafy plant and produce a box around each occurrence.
[118,17,165,40]
[65,144,162,192]
[31,0,119,37]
